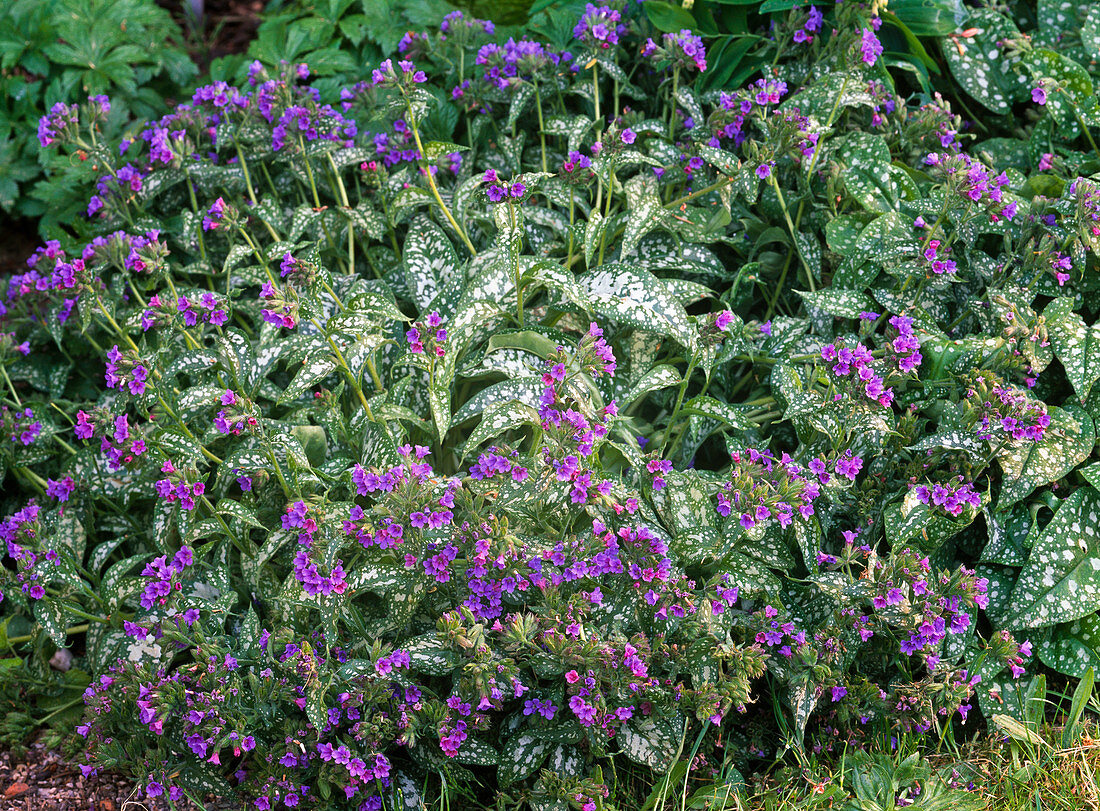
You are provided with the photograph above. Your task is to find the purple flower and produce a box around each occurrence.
[1032,86,1047,105]
[859,29,883,66]
[621,128,636,145]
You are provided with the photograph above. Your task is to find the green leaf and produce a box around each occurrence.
[499,734,551,785]
[33,599,68,646]
[941,10,1029,114]
[217,499,265,529]
[797,288,876,319]
[278,357,337,405]
[997,404,1093,509]
[460,400,540,456]
[644,1,696,31]
[1023,48,1094,137]
[681,396,754,430]
[1038,615,1100,680]
[403,216,459,310]
[889,0,966,36]
[618,714,684,770]
[884,495,975,553]
[836,132,908,212]
[624,365,681,407]
[1007,487,1100,629]
[581,263,697,350]
[1044,298,1100,403]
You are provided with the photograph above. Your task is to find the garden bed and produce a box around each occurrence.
[3,0,1100,809]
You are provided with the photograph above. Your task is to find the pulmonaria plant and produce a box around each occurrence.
[2,0,1098,807]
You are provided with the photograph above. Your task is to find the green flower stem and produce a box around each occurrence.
[235,227,277,285]
[184,174,209,266]
[258,160,280,199]
[533,78,549,176]
[0,363,22,406]
[309,318,376,421]
[6,624,88,647]
[297,136,323,209]
[765,251,794,322]
[768,174,815,292]
[593,64,604,214]
[233,143,281,242]
[14,466,47,496]
[265,445,295,500]
[161,276,205,351]
[667,66,680,138]
[406,111,476,255]
[661,351,699,456]
[664,177,731,210]
[326,154,358,277]
[1067,93,1100,157]
[566,187,577,266]
[510,203,525,325]
[56,604,111,624]
[597,163,615,266]
[380,193,403,261]
[200,495,250,555]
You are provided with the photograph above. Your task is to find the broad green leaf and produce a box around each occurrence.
[680,395,754,430]
[997,404,1093,508]
[499,734,551,785]
[1038,614,1100,679]
[460,400,540,456]
[581,263,696,350]
[1044,297,1100,402]
[623,365,680,407]
[618,713,684,771]
[453,377,544,425]
[797,288,876,319]
[1007,487,1100,629]
[836,132,907,212]
[278,357,337,405]
[403,216,459,310]
[941,10,1029,114]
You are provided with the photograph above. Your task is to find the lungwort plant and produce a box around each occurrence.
[3,0,1100,807]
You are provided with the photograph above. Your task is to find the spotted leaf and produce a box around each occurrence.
[997,403,1093,509]
[1007,487,1100,629]
[941,10,1029,114]
[581,263,696,350]
[1038,614,1100,678]
[403,216,460,310]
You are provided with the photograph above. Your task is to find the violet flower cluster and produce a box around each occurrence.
[820,339,894,406]
[911,478,982,517]
[641,29,708,73]
[572,4,626,50]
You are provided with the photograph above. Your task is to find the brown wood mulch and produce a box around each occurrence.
[0,742,231,811]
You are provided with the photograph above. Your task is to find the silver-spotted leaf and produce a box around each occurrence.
[581,263,696,350]
[1007,487,1100,629]
[1043,297,1100,403]
[941,10,1029,114]
[997,403,1093,508]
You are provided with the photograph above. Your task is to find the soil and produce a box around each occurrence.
[0,217,41,277]
[1,742,172,811]
[0,739,244,811]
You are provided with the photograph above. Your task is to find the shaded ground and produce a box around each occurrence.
[1,740,239,811]
[1,742,167,811]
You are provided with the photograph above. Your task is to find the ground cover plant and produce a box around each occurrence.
[0,0,197,229]
[4,0,1100,807]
